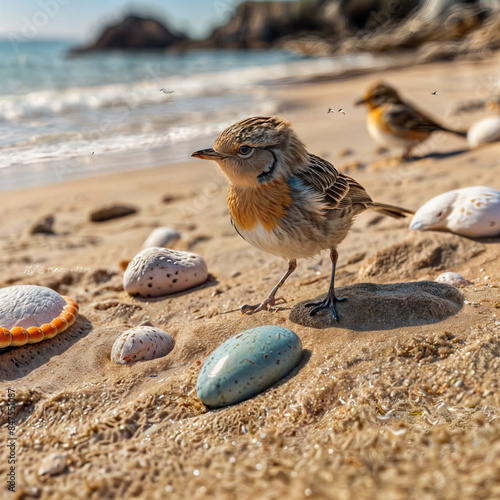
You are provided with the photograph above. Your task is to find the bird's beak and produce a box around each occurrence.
[354,97,368,106]
[191,148,223,160]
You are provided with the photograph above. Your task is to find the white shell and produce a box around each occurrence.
[435,272,470,287]
[467,116,500,148]
[142,227,181,249]
[111,326,175,364]
[38,453,67,476]
[410,186,500,238]
[123,247,208,297]
[0,285,67,329]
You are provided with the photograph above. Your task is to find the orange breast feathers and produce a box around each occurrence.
[227,179,293,232]
[368,106,392,133]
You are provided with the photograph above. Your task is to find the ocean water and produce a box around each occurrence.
[0,40,383,191]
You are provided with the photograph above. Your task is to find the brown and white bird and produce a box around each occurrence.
[355,81,466,160]
[192,116,413,321]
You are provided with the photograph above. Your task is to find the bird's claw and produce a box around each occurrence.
[305,295,347,322]
[240,296,287,315]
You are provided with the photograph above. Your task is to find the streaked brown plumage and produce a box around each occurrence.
[192,116,413,321]
[356,81,466,160]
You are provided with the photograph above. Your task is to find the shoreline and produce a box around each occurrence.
[0,49,445,193]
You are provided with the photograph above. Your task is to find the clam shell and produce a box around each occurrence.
[111,326,175,364]
[123,247,208,298]
[0,285,78,348]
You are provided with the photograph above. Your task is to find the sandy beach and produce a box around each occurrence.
[1,53,500,499]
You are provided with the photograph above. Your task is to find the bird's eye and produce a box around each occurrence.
[237,145,254,157]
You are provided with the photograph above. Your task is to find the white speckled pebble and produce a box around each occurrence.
[197,326,302,408]
[142,227,181,249]
[123,247,208,297]
[111,326,175,364]
[435,272,470,287]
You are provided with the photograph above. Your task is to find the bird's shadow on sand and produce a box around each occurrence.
[289,281,463,331]
[410,148,469,162]
[0,315,93,381]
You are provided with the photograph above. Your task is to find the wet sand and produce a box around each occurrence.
[1,53,500,499]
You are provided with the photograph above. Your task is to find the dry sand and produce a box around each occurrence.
[1,54,500,499]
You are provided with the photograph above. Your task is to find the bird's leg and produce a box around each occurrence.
[241,259,297,314]
[403,147,412,161]
[305,249,346,322]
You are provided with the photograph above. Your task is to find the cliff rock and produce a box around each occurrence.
[69,15,186,54]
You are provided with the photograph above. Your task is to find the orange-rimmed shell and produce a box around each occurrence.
[0,286,79,348]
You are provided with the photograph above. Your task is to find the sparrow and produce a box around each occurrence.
[191,116,413,321]
[355,81,466,160]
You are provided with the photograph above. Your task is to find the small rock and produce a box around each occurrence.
[118,259,130,271]
[38,453,67,476]
[111,325,175,364]
[197,326,302,408]
[142,227,181,249]
[123,247,208,298]
[435,272,470,287]
[338,148,354,157]
[161,194,180,204]
[290,281,463,330]
[30,215,55,235]
[90,204,137,222]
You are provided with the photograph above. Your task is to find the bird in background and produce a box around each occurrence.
[192,116,413,321]
[355,81,466,160]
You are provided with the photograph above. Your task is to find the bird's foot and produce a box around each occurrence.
[305,295,347,322]
[240,296,287,315]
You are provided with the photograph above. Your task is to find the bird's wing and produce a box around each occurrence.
[297,154,373,210]
[385,103,445,133]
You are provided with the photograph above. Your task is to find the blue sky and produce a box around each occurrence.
[0,0,284,42]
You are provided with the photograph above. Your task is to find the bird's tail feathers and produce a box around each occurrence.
[441,126,467,138]
[368,202,414,219]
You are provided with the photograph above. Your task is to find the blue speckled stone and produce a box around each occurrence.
[197,326,302,408]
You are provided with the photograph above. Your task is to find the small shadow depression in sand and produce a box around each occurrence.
[0,315,93,380]
[290,281,463,331]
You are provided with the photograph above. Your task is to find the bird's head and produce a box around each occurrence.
[191,116,308,187]
[355,81,403,110]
